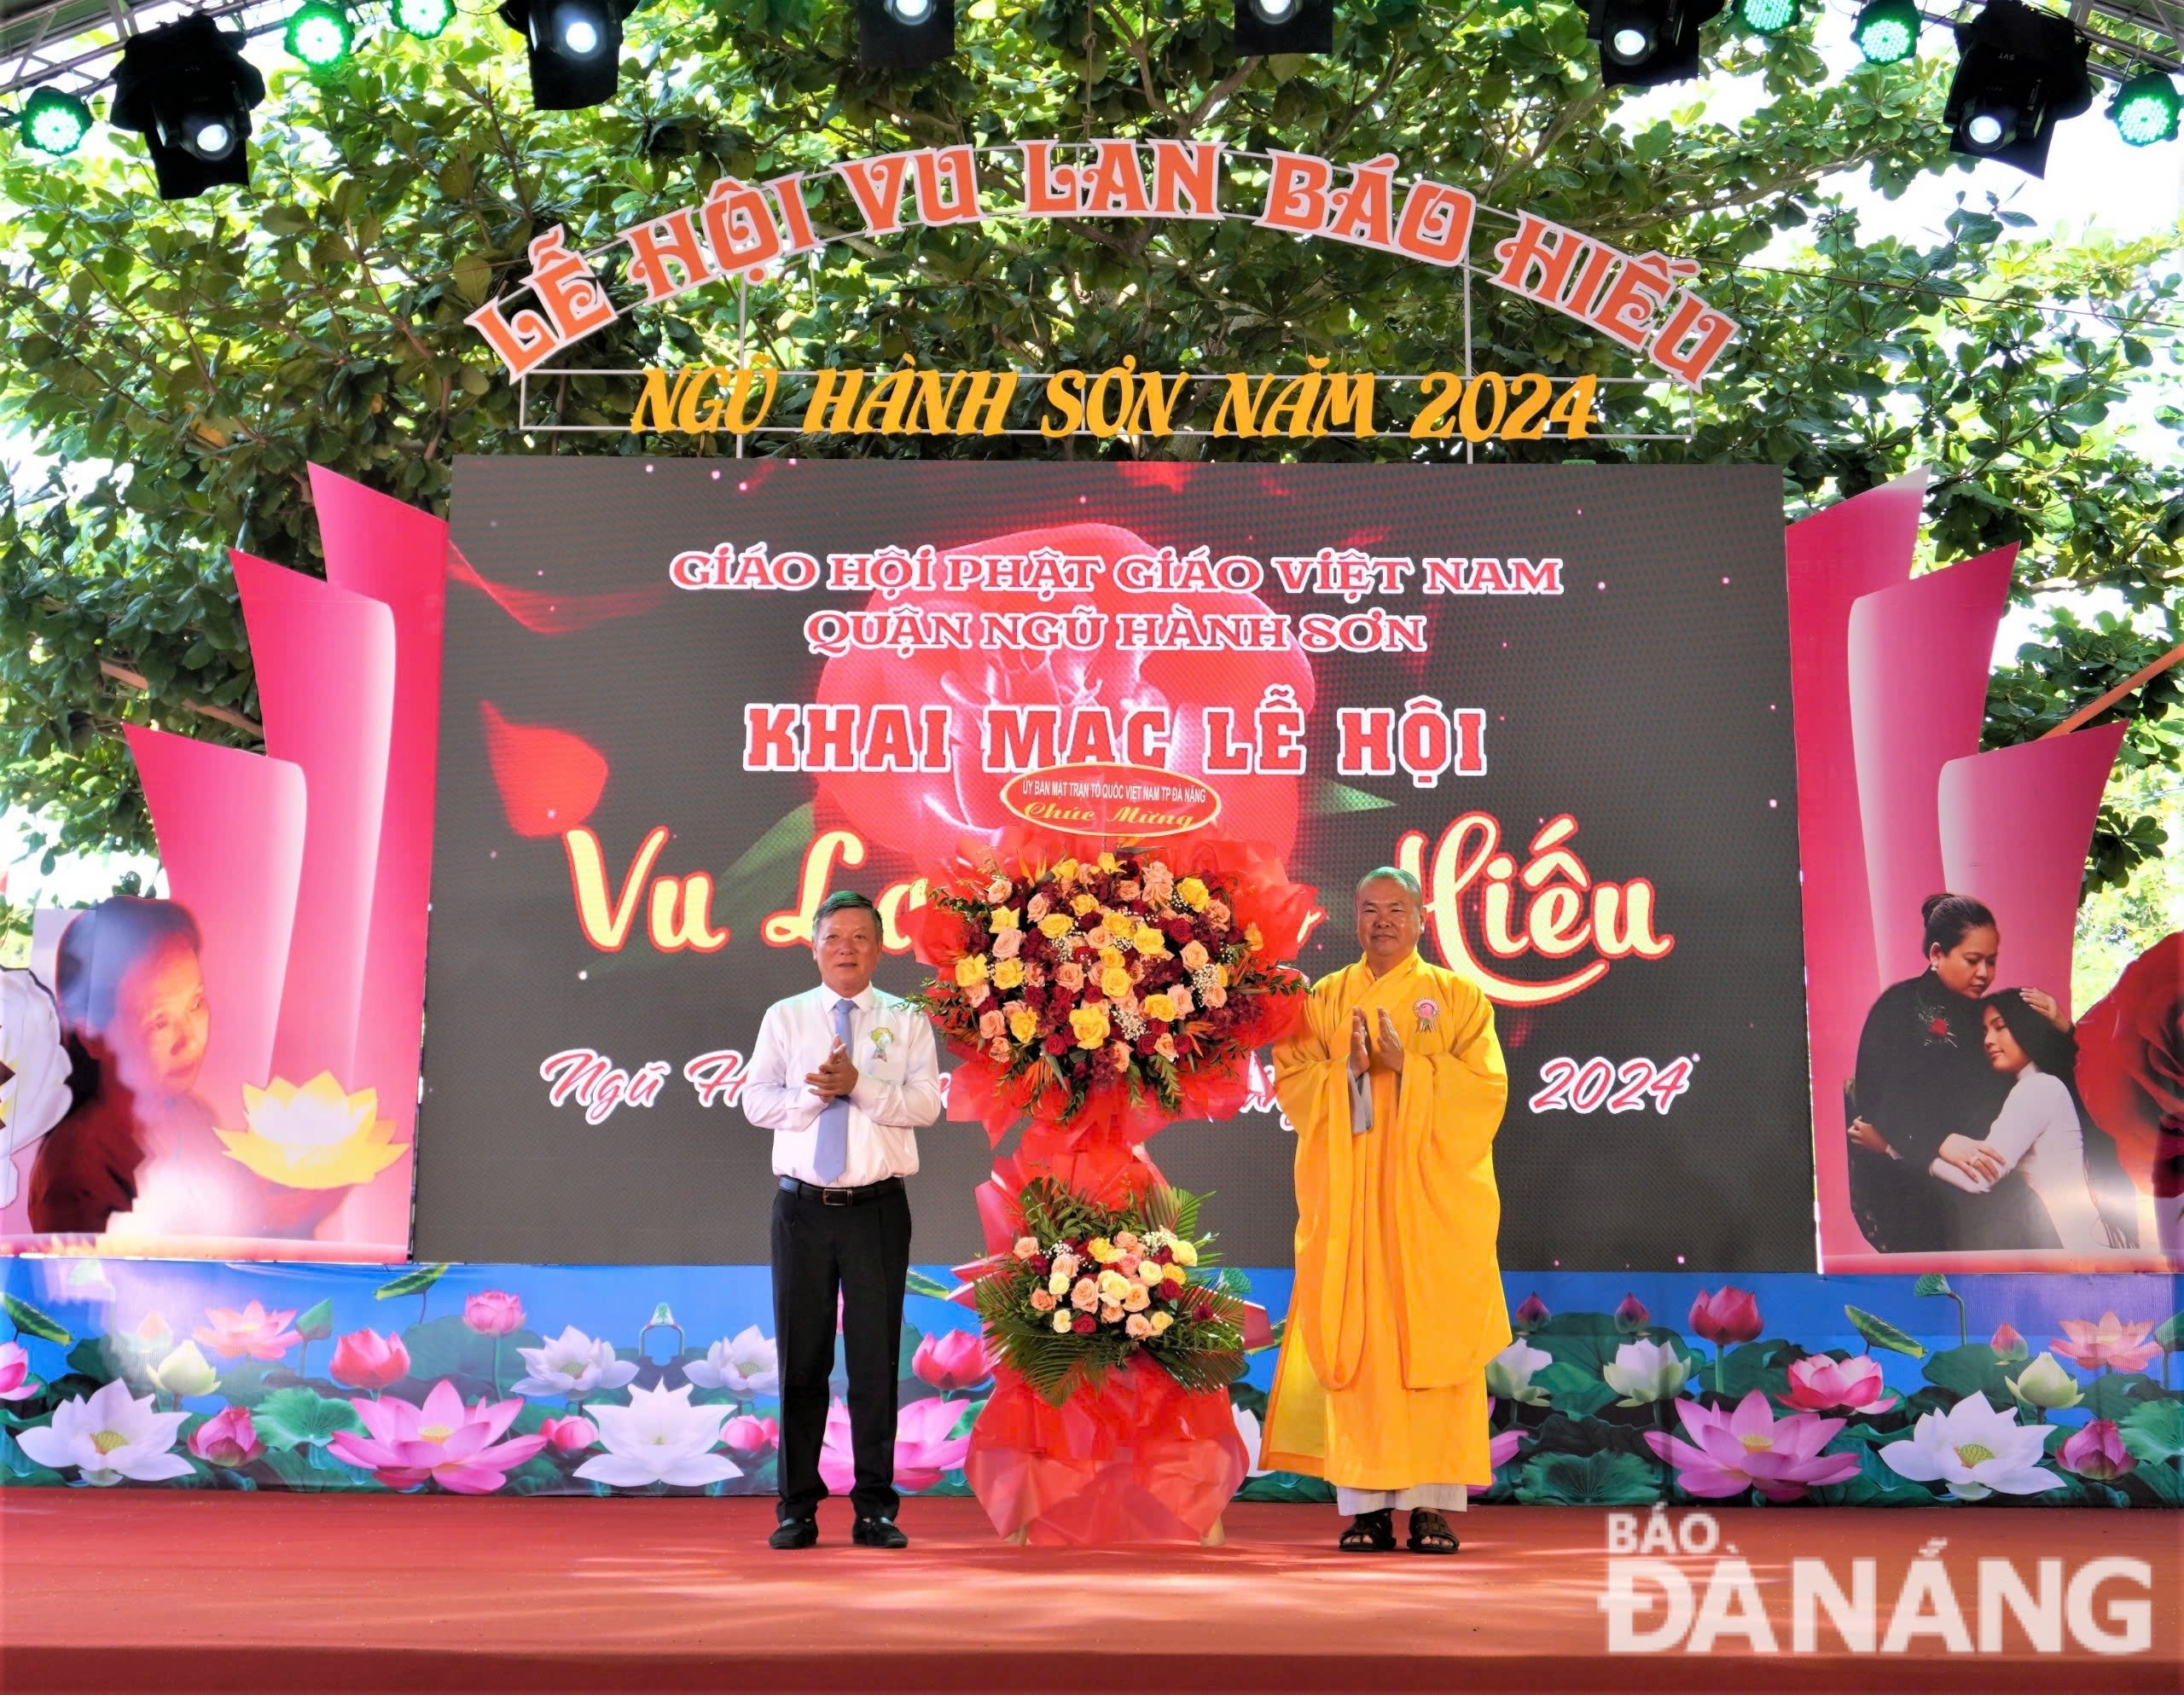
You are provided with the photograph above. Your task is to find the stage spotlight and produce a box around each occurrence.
[855,0,955,67]
[1234,0,1333,55]
[1851,0,1920,64]
[394,0,457,37]
[18,87,92,157]
[107,15,266,200]
[1942,0,2092,177]
[1586,0,1726,89]
[1735,0,1798,35]
[284,1,355,71]
[2111,70,2181,146]
[498,0,636,110]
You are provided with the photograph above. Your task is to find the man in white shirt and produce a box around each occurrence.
[743,890,942,1548]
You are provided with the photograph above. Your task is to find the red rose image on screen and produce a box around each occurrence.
[812,521,1314,868]
[480,701,609,839]
[2074,932,2183,1199]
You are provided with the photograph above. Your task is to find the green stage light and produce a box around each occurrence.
[394,0,456,39]
[1736,0,1798,34]
[284,1,354,69]
[19,86,93,156]
[1852,0,1920,63]
[2111,71,2181,146]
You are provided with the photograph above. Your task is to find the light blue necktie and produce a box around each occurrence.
[811,996,855,1183]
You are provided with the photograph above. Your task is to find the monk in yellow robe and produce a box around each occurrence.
[1260,866,1510,1553]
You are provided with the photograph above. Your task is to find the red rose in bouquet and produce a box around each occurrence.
[812,521,1314,869]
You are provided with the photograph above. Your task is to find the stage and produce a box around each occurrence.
[3,1495,2177,1694]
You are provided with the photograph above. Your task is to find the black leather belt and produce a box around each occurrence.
[778,1175,904,1207]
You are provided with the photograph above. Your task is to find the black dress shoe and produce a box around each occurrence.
[852,1516,909,1548]
[769,1517,818,1549]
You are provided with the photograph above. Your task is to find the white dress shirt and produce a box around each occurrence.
[742,983,942,1186]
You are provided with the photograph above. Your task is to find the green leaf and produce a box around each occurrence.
[2,1294,72,1348]
[375,1264,449,1301]
[1515,1449,1660,1506]
[1920,1344,2015,1404]
[262,1445,385,1492]
[1531,1358,1620,1418]
[1911,1274,1952,1297]
[2153,1311,2184,1353]
[904,1269,960,1303]
[252,1386,367,1451]
[2117,1397,2184,1465]
[1844,1305,1926,1360]
[295,1299,335,1342]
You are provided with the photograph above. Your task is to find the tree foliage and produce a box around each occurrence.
[1,0,2178,886]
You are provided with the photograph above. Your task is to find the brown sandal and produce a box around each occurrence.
[1339,1508,1397,1552]
[1407,1508,1461,1554]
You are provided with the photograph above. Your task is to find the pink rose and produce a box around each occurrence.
[992,927,1025,960]
[1124,1314,1153,1339]
[1026,893,1050,920]
[463,1291,526,1336]
[1012,1236,1040,1259]
[1170,985,1194,1016]
[1115,879,1141,902]
[1030,1288,1057,1312]
[1071,1279,1099,1311]
[1055,962,1085,992]
[540,1413,598,1454]
[979,1009,1008,1042]
[1205,900,1231,928]
[1181,941,1211,971]
[329,1327,410,1390]
[189,1406,264,1468]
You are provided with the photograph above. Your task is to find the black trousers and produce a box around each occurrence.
[770,1183,913,1522]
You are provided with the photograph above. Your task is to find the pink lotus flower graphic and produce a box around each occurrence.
[1687,1287,1763,1346]
[911,1330,994,1392]
[327,1379,548,1494]
[1644,1390,1861,1501]
[0,1340,40,1402]
[1490,1428,1522,1470]
[462,1292,526,1336]
[193,1301,301,1362]
[329,1327,410,1390]
[2049,1312,2162,1375]
[189,1406,264,1468]
[1781,1354,1898,1414]
[2059,1419,2135,1482]
[819,1395,973,1495]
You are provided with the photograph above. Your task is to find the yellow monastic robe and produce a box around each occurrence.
[1260,952,1511,1490]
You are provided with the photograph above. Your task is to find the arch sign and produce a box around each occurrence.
[463,140,1740,439]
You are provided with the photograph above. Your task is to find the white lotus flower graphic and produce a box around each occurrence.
[1233,1404,1272,1477]
[574,1382,742,1489]
[510,1326,640,1399]
[1603,1338,1692,1406]
[682,1324,780,1396]
[1484,1338,1554,1406]
[18,1379,191,1486]
[1879,1393,2065,1501]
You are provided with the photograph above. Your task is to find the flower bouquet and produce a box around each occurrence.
[910,839,1310,1141]
[973,1177,1246,1408]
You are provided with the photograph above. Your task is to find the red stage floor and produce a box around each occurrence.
[3,1494,2179,1694]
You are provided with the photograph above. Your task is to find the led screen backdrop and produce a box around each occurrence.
[420,461,1810,1268]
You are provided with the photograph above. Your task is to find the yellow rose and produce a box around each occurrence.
[1170,1239,1199,1267]
[1213,963,1228,988]
[990,907,1020,932]
[1039,912,1074,938]
[1176,877,1210,910]
[1053,857,1079,883]
[1072,893,1099,916]
[1052,1309,1075,1333]
[1163,1262,1187,1284]
[993,957,1025,990]
[1097,851,1120,873]
[1097,1268,1132,1302]
[1246,924,1264,951]
[1132,924,1167,955]
[1100,947,1126,973]
[1086,1236,1114,1263]
[1137,1260,1166,1286]
[1149,1312,1175,1334]
[1141,993,1177,1022]
[1101,966,1132,1000]
[1047,1270,1071,1296]
[1069,1005,1111,1049]
[954,955,989,987]
[1008,1006,1039,1044]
